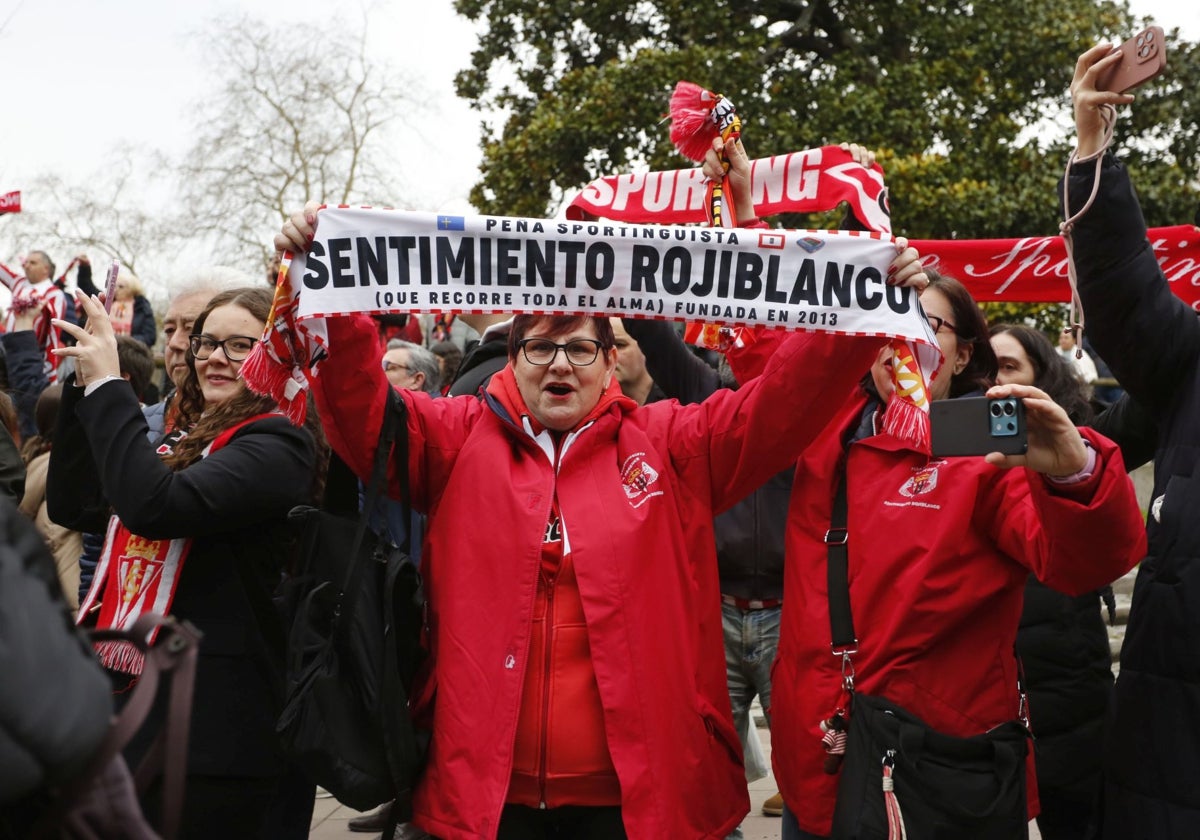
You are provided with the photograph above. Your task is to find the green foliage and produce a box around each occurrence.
[452,0,1200,246]
[982,301,1070,337]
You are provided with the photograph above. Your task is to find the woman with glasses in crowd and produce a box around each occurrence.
[46,286,320,840]
[273,147,929,836]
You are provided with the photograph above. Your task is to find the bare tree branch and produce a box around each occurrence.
[178,13,410,273]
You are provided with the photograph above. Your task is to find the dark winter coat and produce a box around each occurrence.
[1064,153,1200,837]
[47,379,316,779]
[0,498,111,808]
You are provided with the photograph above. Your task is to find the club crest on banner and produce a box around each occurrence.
[115,536,166,627]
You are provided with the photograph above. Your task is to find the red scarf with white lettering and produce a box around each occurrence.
[77,414,277,674]
[567,144,891,234]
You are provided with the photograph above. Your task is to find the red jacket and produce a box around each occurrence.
[310,315,881,839]
[770,394,1147,836]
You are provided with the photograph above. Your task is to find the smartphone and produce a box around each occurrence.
[1097,26,1167,93]
[103,259,120,313]
[930,397,1027,458]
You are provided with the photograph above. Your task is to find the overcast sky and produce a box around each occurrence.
[0,0,1196,291]
[3,0,1194,202]
[0,0,483,211]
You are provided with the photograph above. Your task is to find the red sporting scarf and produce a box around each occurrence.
[77,413,278,674]
[567,145,891,234]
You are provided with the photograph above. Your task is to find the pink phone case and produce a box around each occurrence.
[1097,26,1167,93]
[103,259,119,313]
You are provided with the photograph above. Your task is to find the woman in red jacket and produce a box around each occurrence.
[274,140,931,840]
[752,272,1147,839]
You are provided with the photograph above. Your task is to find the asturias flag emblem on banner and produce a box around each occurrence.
[437,215,465,231]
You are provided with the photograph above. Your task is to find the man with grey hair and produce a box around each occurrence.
[383,339,441,395]
[146,271,255,437]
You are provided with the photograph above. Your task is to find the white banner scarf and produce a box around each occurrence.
[244,208,941,438]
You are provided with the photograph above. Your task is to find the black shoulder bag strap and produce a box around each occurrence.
[826,464,858,690]
[335,399,401,616]
[376,392,421,829]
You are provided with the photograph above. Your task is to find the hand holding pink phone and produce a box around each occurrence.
[103,259,120,313]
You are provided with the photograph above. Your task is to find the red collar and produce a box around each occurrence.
[485,363,635,435]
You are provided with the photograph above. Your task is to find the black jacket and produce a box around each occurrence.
[0,498,112,817]
[1,330,48,442]
[1015,576,1113,798]
[622,319,788,601]
[447,326,511,398]
[1065,153,1200,836]
[1015,393,1157,800]
[47,380,316,778]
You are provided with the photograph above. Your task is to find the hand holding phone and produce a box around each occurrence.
[103,259,120,313]
[930,397,1027,458]
[1096,26,1167,93]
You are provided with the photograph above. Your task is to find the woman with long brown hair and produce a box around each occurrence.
[46,286,319,839]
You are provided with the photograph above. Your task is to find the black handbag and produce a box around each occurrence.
[824,469,1030,840]
[274,396,427,817]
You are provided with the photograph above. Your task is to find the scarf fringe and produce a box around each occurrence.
[881,396,931,455]
[240,342,308,425]
[94,640,146,676]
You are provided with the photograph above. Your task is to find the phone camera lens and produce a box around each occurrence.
[990,403,1002,417]
[1003,402,1015,416]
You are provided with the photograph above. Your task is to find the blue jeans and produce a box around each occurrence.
[722,600,781,840]
[723,600,781,735]
[782,804,828,840]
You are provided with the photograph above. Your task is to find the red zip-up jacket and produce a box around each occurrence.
[729,331,1145,835]
[310,315,881,839]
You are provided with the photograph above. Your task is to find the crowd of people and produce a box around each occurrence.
[0,41,1194,840]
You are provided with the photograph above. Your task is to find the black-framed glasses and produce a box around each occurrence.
[925,314,958,336]
[382,361,414,374]
[188,334,258,361]
[518,337,603,367]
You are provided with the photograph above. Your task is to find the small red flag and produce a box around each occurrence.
[0,191,21,215]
